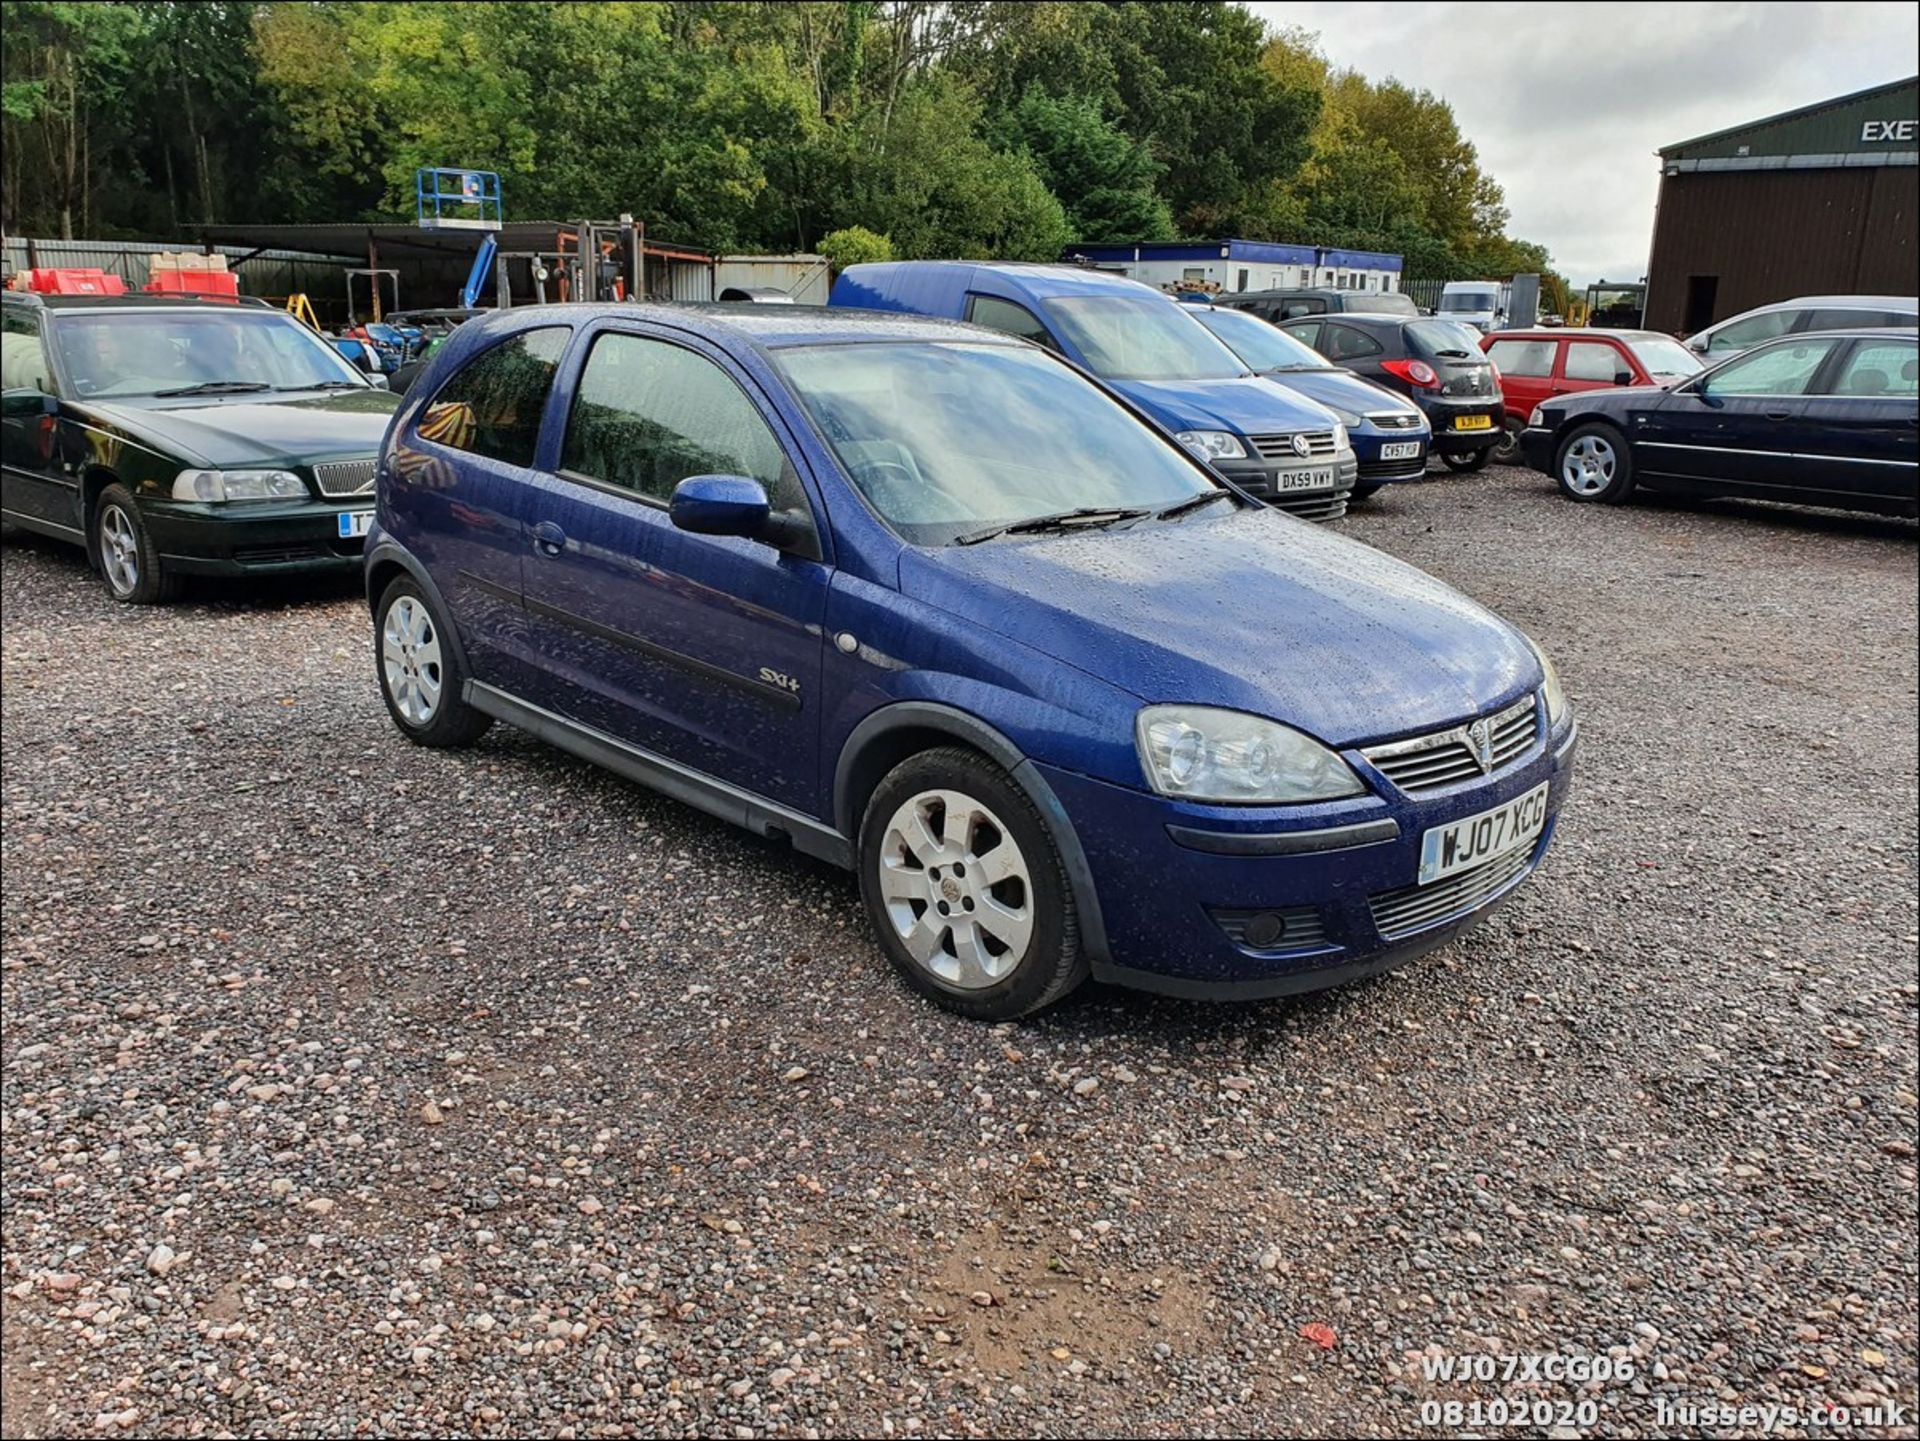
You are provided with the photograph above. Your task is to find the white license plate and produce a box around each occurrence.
[337,511,373,539]
[1417,782,1550,885]
[1274,468,1335,493]
[1379,441,1423,460]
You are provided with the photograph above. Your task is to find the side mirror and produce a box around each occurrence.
[1,388,56,420]
[670,474,773,540]
[1614,371,1635,386]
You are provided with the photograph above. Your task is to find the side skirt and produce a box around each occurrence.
[465,680,853,869]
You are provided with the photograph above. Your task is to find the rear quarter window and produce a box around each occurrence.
[416,327,570,467]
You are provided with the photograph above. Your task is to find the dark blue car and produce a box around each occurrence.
[1184,302,1432,499]
[829,262,1361,521]
[365,303,1577,1019]
[1520,328,1918,516]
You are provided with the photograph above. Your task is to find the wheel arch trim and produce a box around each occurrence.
[362,538,478,686]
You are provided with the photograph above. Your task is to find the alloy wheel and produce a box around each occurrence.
[1561,434,1617,495]
[99,504,140,597]
[381,595,444,726]
[876,788,1034,990]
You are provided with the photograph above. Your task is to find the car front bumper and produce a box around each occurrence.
[1216,451,1360,521]
[144,497,376,577]
[1038,712,1577,999]
[1519,425,1558,475]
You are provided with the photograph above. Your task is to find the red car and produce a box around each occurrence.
[1482,329,1704,463]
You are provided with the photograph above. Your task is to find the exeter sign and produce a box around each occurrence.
[1860,119,1917,143]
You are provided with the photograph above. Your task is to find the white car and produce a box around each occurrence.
[1685,295,1917,357]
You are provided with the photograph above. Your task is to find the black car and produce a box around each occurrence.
[1518,328,1918,516]
[1278,313,1504,471]
[1,292,400,602]
[1223,287,1420,323]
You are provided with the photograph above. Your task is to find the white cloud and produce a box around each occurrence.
[1243,1,1919,283]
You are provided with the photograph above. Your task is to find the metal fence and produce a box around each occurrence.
[1402,278,1446,311]
[3,236,354,312]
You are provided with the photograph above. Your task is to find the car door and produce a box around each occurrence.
[1559,338,1635,398]
[516,325,828,813]
[1484,336,1557,416]
[0,305,73,533]
[1792,336,1920,506]
[1639,335,1845,488]
[387,323,573,694]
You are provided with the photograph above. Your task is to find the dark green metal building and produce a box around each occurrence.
[1645,76,1917,334]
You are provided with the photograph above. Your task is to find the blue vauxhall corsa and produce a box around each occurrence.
[828,262,1363,521]
[365,303,1577,1020]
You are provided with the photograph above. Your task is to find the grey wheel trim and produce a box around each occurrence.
[877,788,1035,990]
[1561,433,1617,495]
[100,503,139,596]
[381,594,445,726]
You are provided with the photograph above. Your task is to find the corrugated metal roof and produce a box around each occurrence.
[1661,76,1918,162]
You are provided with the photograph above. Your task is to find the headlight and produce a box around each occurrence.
[172,469,308,503]
[1174,430,1247,461]
[1527,635,1570,727]
[1528,405,1545,426]
[1330,421,1349,452]
[1136,705,1365,804]
[1326,406,1363,428]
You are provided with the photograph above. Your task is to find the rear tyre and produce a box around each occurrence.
[1491,416,1525,465]
[374,575,492,748]
[858,746,1087,1021]
[1441,448,1492,473]
[92,484,180,604]
[1554,422,1635,503]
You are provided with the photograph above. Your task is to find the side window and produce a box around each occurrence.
[1564,342,1628,383]
[1280,320,1321,348]
[1703,338,1839,397]
[1486,338,1555,377]
[1321,324,1382,361]
[1283,298,1326,318]
[418,327,569,467]
[967,295,1058,352]
[561,332,796,509]
[1831,340,1918,397]
[1708,309,1796,353]
[1,308,52,394]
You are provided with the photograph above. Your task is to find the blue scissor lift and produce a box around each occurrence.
[416,167,503,308]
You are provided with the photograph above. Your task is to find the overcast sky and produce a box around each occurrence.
[1246,2,1919,284]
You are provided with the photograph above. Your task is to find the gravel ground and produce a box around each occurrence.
[3,466,1916,1440]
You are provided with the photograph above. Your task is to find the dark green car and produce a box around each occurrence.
[1,292,401,602]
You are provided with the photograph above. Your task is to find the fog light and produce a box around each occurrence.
[1242,911,1288,950]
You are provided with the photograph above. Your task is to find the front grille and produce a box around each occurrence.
[1368,412,1424,430]
[312,458,377,497]
[1362,696,1538,795]
[1271,489,1350,522]
[1247,430,1341,460]
[1369,842,1534,940]
[1211,904,1331,955]
[232,543,325,565]
[1357,457,1428,481]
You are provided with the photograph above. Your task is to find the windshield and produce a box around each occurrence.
[1346,292,1419,316]
[1626,335,1705,377]
[1407,320,1489,358]
[1042,296,1247,381]
[777,341,1218,546]
[50,309,370,399]
[1439,291,1499,314]
[1191,307,1331,371]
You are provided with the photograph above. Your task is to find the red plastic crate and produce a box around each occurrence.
[20,268,127,296]
[146,269,240,298]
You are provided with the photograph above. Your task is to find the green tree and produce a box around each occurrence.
[1000,87,1171,242]
[2,0,143,236]
[818,224,893,270]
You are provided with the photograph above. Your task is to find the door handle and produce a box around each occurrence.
[1764,410,1793,422]
[531,520,567,556]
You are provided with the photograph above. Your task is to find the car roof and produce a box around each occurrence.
[868,260,1165,302]
[1731,295,1918,316]
[459,300,1021,351]
[1487,329,1680,343]
[3,292,278,313]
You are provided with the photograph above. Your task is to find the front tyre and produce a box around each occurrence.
[1555,421,1635,503]
[374,575,491,748]
[859,746,1087,1020]
[93,484,180,604]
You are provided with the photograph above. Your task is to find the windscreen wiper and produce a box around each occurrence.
[955,506,1151,546]
[273,380,363,391]
[1154,490,1234,522]
[152,380,272,397]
